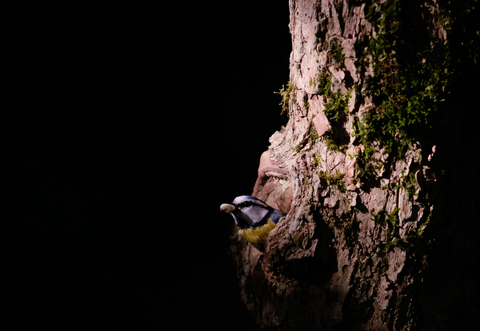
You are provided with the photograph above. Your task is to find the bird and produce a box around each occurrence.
[220,195,287,252]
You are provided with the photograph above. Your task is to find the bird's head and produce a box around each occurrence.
[220,195,272,229]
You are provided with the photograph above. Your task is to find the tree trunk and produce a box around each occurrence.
[230,0,479,330]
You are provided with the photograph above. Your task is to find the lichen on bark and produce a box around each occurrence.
[229,0,479,330]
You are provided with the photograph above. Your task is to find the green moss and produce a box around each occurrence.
[309,122,319,140]
[352,144,376,183]
[283,69,351,154]
[324,89,350,123]
[332,43,346,69]
[350,0,477,270]
[312,71,351,152]
[371,208,399,227]
[372,208,402,257]
[316,71,332,96]
[318,170,346,193]
[293,140,306,153]
[326,39,346,69]
[274,82,295,116]
[292,122,320,153]
[303,174,314,191]
[356,1,453,149]
[381,170,419,198]
[312,155,323,168]
[393,171,419,198]
[351,0,463,183]
[323,133,347,152]
[404,172,418,198]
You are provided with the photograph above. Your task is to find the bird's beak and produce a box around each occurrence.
[220,203,235,214]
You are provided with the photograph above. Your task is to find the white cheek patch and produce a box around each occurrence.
[243,206,269,224]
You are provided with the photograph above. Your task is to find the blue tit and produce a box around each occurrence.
[220,195,287,252]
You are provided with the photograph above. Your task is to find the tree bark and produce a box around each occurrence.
[230,0,479,330]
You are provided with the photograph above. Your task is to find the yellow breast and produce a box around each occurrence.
[237,219,276,252]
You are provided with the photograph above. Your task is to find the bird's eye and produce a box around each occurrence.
[236,201,253,208]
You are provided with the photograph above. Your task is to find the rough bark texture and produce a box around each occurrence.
[230,1,478,330]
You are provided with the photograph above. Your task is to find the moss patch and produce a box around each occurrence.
[311,71,351,152]
[351,0,458,183]
[275,81,295,117]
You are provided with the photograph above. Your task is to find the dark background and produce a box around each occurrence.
[7,1,291,329]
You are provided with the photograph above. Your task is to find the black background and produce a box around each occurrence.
[7,1,291,329]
